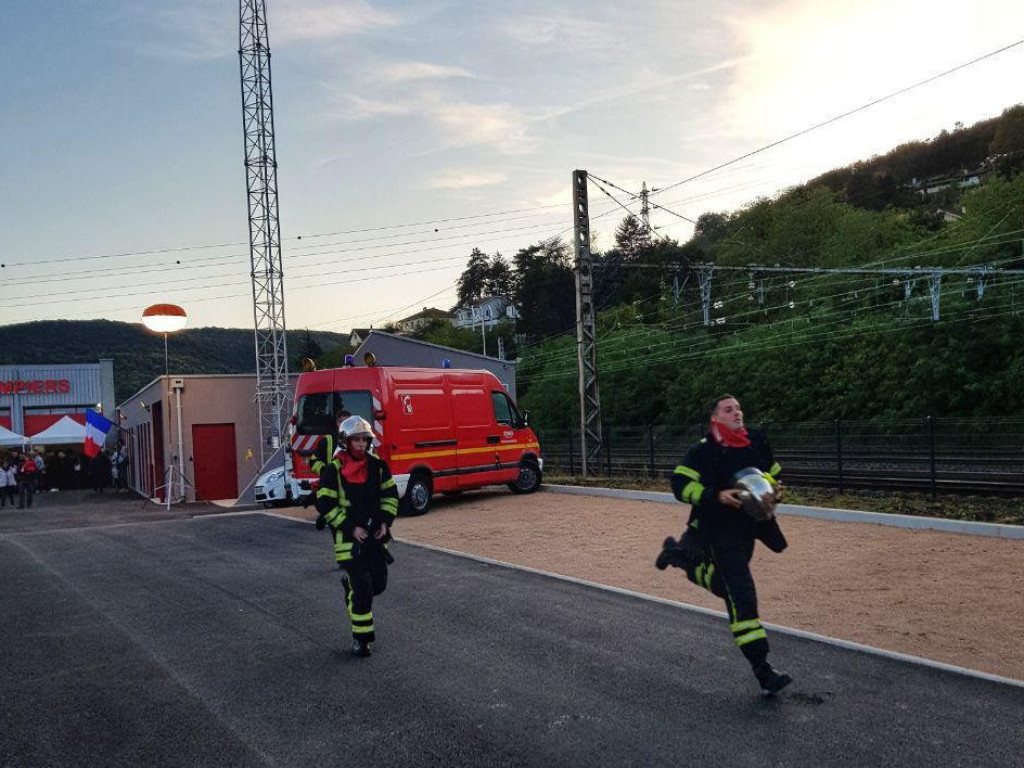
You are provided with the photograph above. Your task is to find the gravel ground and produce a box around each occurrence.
[282,486,1024,681]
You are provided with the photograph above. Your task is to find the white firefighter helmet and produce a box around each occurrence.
[338,415,374,442]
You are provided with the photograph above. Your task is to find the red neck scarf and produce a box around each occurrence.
[711,421,751,448]
[339,451,368,484]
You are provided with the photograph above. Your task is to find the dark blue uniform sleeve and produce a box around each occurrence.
[671,441,715,506]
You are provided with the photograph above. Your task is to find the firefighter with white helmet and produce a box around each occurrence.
[313,414,399,657]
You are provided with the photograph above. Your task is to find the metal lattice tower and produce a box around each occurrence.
[572,170,602,474]
[239,0,289,462]
[638,181,653,249]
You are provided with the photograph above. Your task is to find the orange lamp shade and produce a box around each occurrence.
[142,303,188,334]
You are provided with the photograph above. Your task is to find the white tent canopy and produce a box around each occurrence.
[0,424,27,447]
[28,415,86,446]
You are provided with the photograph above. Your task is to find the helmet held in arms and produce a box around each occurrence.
[730,467,778,521]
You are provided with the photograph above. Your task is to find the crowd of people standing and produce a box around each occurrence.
[0,446,129,507]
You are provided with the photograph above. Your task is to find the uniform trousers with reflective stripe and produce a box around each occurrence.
[684,533,769,667]
[339,541,389,644]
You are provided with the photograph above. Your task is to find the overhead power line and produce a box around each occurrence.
[0,202,572,271]
[652,37,1024,198]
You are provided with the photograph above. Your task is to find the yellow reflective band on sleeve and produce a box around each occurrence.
[730,619,763,633]
[702,563,715,589]
[734,629,768,647]
[380,498,398,510]
[682,481,705,505]
[674,465,700,482]
[317,487,339,499]
[695,563,706,587]
[324,509,346,526]
[769,462,782,478]
[380,478,396,490]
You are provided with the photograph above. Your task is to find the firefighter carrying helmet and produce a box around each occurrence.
[339,415,373,442]
[730,467,778,521]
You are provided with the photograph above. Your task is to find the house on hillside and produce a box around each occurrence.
[349,328,372,347]
[454,295,519,331]
[909,168,986,196]
[394,307,454,334]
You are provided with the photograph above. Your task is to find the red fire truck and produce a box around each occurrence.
[288,364,542,514]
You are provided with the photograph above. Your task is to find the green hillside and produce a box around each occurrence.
[491,105,1024,428]
[0,320,350,402]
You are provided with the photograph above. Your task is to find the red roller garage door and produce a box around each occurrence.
[192,423,238,501]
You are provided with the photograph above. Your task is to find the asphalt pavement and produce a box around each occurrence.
[1,508,1021,767]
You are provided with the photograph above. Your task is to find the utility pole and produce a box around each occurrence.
[572,170,602,474]
[239,0,290,463]
[638,181,653,250]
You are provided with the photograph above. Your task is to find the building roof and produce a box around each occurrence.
[396,307,453,324]
[458,295,512,311]
[358,330,514,366]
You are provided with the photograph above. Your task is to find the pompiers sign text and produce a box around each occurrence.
[0,379,72,395]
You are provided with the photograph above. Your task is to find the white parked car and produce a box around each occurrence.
[255,466,293,507]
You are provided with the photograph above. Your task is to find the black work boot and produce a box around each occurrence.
[655,537,678,570]
[753,661,792,697]
[351,640,372,658]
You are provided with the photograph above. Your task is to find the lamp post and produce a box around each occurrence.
[142,304,188,507]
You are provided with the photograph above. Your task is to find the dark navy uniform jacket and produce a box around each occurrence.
[671,428,788,552]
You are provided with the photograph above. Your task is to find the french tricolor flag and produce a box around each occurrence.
[84,409,114,458]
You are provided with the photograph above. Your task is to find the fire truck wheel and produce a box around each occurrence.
[401,473,433,516]
[508,460,542,494]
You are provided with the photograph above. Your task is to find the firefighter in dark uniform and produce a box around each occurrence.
[313,415,399,657]
[657,394,793,696]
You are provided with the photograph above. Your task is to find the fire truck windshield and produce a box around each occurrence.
[295,390,373,435]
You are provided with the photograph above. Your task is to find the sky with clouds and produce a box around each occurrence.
[2,0,1024,335]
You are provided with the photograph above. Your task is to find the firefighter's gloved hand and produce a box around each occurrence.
[315,515,326,530]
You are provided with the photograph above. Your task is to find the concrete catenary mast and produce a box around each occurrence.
[572,170,602,474]
[239,0,289,463]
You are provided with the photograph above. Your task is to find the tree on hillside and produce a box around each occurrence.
[989,105,1024,176]
[457,248,491,307]
[513,238,575,339]
[693,212,729,246]
[485,253,515,297]
[412,319,485,354]
[294,328,323,368]
[614,214,651,260]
